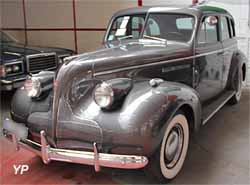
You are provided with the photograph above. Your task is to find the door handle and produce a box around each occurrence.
[217,51,224,55]
[194,69,200,88]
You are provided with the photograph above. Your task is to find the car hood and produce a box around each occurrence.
[56,39,192,94]
[2,42,73,59]
[68,39,192,73]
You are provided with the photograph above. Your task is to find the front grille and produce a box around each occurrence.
[27,53,57,73]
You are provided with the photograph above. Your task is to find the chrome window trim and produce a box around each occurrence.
[94,44,237,77]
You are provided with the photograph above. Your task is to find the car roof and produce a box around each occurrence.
[112,5,231,18]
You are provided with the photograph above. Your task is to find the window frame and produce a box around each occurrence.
[197,14,220,46]
[220,16,231,41]
[142,12,196,43]
[106,14,147,42]
[229,18,236,37]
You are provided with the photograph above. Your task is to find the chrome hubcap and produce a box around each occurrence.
[164,124,184,168]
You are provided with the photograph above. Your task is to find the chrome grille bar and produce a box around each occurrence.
[27,53,57,73]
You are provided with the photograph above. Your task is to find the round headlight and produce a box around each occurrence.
[24,77,41,98]
[12,65,20,72]
[94,82,114,108]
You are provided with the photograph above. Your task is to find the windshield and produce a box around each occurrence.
[107,14,146,41]
[143,13,195,42]
[0,31,16,43]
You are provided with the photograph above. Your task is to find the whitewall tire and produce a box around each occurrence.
[146,111,190,183]
[159,113,189,179]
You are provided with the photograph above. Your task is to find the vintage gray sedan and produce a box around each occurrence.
[3,5,247,182]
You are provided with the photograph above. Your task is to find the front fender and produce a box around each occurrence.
[11,88,53,123]
[58,79,201,156]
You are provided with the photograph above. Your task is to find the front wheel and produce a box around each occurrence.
[146,112,189,183]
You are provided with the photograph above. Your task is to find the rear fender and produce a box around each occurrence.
[226,50,247,89]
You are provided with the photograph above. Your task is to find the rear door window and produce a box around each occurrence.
[220,16,230,40]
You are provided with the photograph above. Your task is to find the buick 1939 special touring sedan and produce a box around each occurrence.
[3,5,247,182]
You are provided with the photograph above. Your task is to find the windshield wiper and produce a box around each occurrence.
[143,35,167,42]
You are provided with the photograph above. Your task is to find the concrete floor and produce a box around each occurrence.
[0,90,249,184]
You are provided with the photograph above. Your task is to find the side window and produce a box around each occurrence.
[198,16,219,44]
[108,15,146,41]
[147,18,160,36]
[230,19,236,37]
[221,16,230,40]
[132,17,145,38]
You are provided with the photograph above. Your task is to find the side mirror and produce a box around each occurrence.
[205,16,218,26]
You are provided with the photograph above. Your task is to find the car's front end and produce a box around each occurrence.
[0,52,27,91]
[4,65,152,170]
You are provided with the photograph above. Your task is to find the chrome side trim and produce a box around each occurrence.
[94,44,237,77]
[3,128,148,172]
[202,91,235,125]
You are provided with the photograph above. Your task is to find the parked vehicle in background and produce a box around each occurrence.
[3,5,247,183]
[0,31,74,91]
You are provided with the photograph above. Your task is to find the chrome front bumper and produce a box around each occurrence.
[2,119,148,172]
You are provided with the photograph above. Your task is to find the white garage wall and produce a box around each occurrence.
[75,0,137,52]
[2,0,139,53]
[1,0,26,43]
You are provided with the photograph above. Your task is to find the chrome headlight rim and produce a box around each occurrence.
[94,82,114,109]
[24,77,42,98]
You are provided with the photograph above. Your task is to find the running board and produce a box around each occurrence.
[202,90,235,125]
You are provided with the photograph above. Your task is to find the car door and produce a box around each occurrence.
[195,15,224,103]
[220,16,238,90]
